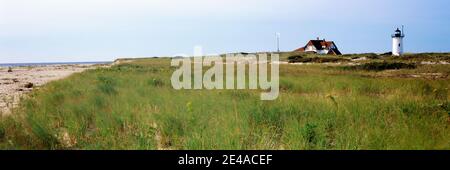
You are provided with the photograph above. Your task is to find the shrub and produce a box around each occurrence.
[116,63,144,70]
[112,63,151,72]
[344,53,379,59]
[288,55,349,63]
[341,62,416,71]
[288,55,304,63]
[386,53,450,62]
[311,57,349,63]
[365,53,380,59]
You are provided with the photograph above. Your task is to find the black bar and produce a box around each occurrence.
[0,150,448,169]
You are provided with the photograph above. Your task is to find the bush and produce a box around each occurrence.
[116,63,144,70]
[341,62,416,71]
[365,53,380,59]
[386,53,450,62]
[312,57,349,63]
[342,53,379,59]
[112,63,151,72]
[288,55,349,63]
[288,55,304,63]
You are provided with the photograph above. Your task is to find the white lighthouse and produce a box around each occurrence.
[391,26,405,56]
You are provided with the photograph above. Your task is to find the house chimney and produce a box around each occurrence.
[317,37,319,40]
[323,38,326,41]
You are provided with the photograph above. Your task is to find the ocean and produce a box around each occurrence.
[0,61,112,67]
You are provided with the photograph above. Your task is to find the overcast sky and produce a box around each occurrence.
[0,0,449,63]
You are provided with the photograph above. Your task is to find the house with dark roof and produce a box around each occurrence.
[294,38,342,55]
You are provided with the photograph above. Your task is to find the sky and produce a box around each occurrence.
[0,0,449,63]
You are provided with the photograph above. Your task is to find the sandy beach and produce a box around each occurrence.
[0,64,104,115]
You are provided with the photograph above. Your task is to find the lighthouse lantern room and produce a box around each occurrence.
[391,26,405,56]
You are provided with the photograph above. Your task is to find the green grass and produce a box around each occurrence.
[0,57,449,150]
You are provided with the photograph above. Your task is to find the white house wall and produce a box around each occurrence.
[317,50,328,54]
[306,45,316,51]
[304,45,330,54]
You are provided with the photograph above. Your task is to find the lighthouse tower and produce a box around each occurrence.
[391,27,405,56]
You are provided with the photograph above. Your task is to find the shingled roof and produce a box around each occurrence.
[327,48,342,55]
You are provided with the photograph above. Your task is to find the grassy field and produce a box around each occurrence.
[0,54,449,150]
